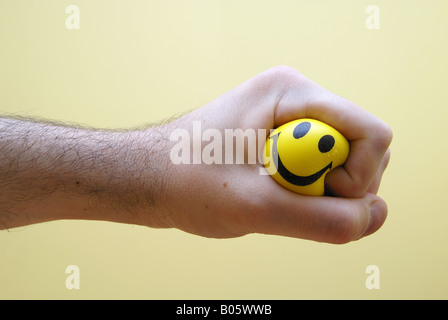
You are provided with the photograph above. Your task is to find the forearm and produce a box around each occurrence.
[0,116,168,229]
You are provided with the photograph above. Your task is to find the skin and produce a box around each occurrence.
[0,66,392,244]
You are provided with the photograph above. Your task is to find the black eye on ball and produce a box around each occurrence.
[318,135,335,153]
[293,122,311,139]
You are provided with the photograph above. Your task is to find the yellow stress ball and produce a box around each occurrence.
[263,118,350,196]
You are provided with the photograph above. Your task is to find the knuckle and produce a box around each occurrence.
[268,65,299,76]
[336,176,368,199]
[325,204,366,244]
[260,65,305,85]
[349,179,369,198]
[374,122,393,150]
[245,66,313,112]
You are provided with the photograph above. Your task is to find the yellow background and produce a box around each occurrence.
[1,0,447,299]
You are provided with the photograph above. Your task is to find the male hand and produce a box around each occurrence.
[154,66,392,243]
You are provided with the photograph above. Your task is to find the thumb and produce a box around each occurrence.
[252,190,387,244]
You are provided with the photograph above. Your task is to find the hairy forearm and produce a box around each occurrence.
[0,116,169,230]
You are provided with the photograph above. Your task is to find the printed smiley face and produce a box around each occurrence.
[263,119,350,196]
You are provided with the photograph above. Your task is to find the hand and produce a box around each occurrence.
[153,66,392,244]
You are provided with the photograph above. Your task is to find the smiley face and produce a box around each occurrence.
[262,119,350,196]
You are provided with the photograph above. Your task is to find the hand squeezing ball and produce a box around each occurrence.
[263,119,350,196]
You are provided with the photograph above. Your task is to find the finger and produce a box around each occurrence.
[360,196,388,238]
[366,148,391,194]
[325,147,391,197]
[272,74,393,197]
[251,187,388,244]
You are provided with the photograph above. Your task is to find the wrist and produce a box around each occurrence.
[85,127,174,228]
[124,126,174,228]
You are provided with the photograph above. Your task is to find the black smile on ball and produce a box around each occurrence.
[269,122,334,186]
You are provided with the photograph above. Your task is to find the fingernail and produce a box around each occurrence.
[364,200,387,237]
